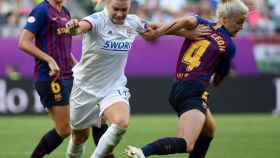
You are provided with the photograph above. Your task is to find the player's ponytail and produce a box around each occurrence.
[216,0,249,18]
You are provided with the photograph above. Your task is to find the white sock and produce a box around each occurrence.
[90,124,126,158]
[66,137,85,158]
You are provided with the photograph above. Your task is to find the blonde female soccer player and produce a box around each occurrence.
[125,0,249,158]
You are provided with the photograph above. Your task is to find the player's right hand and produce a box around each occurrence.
[141,28,161,41]
[65,19,79,29]
[47,58,60,80]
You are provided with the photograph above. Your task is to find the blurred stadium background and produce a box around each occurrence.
[0,0,280,158]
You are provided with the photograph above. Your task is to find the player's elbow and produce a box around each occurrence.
[181,16,197,29]
[18,36,32,53]
[18,37,25,51]
[18,33,26,51]
[18,29,34,52]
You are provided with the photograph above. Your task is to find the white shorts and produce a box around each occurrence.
[69,85,130,130]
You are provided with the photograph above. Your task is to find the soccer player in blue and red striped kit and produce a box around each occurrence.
[125,0,249,158]
[18,0,115,157]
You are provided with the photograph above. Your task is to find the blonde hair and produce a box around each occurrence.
[216,0,249,18]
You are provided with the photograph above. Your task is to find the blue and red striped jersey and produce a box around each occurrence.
[24,0,73,81]
[176,15,236,83]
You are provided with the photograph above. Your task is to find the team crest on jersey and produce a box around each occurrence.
[27,16,36,23]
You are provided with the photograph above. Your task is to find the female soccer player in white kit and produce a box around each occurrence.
[65,0,149,157]
[65,0,210,157]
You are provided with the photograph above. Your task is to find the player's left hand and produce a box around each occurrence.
[188,25,212,40]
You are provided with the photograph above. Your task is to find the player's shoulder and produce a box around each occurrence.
[126,14,141,22]
[32,1,48,12]
[84,11,106,23]
[194,15,215,26]
[91,11,106,19]
[222,31,235,50]
[224,37,236,57]
[125,14,144,27]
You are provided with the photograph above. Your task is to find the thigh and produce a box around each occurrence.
[102,101,130,125]
[177,109,206,150]
[100,88,130,124]
[49,106,70,125]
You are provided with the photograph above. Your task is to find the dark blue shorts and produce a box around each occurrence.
[35,79,73,108]
[169,79,209,116]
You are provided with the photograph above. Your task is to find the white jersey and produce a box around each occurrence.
[72,9,147,97]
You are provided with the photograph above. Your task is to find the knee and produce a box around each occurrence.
[110,116,129,129]
[56,123,71,138]
[73,130,89,145]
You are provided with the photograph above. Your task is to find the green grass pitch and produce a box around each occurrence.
[0,114,279,158]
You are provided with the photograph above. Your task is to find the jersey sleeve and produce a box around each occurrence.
[129,15,149,33]
[82,13,102,32]
[24,5,47,34]
[215,44,236,77]
[195,15,213,26]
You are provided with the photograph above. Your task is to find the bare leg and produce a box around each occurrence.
[67,128,89,158]
[31,106,70,158]
[189,109,216,158]
[177,109,206,152]
[90,102,129,158]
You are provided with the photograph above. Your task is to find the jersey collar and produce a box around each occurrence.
[104,8,109,16]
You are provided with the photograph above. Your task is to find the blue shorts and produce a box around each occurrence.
[35,79,73,108]
[169,79,209,116]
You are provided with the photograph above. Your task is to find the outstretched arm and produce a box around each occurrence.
[168,25,211,40]
[141,16,211,40]
[65,19,93,35]
[155,15,198,37]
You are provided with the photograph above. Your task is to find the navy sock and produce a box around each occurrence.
[31,129,63,158]
[141,137,187,157]
[92,124,108,145]
[92,125,116,158]
[189,136,213,158]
